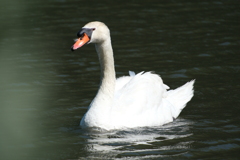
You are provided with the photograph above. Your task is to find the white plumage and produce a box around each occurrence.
[72,21,195,130]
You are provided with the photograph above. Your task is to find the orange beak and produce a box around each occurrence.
[71,33,90,51]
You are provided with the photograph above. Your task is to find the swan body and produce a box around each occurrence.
[71,21,195,130]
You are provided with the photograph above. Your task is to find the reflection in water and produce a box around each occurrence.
[81,119,193,159]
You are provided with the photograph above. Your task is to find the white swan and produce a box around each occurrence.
[71,21,195,130]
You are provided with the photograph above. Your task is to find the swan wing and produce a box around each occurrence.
[112,72,168,127]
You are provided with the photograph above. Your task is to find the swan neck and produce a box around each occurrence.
[90,38,115,111]
[95,39,115,84]
[80,36,116,129]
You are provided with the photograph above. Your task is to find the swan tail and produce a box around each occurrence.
[166,79,195,119]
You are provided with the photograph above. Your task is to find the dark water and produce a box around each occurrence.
[0,0,239,159]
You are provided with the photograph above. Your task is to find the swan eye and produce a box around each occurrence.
[79,34,85,40]
[77,28,94,39]
[77,30,85,37]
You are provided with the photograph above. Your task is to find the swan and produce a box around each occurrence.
[71,21,195,130]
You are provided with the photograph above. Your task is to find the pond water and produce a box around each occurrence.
[0,0,239,159]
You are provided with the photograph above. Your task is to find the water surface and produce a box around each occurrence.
[0,0,239,159]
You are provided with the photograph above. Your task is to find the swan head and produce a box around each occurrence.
[71,21,110,51]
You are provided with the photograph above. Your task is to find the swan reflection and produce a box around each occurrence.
[81,118,193,159]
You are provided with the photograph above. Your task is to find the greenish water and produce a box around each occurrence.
[0,0,239,159]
